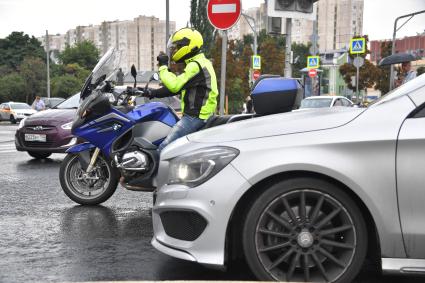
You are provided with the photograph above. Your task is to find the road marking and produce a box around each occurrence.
[212,4,237,13]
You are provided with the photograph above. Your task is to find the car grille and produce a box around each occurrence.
[25,125,55,131]
[160,210,207,241]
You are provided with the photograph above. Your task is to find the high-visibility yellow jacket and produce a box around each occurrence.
[156,53,218,120]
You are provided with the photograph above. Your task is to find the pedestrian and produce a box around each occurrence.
[395,61,417,87]
[116,68,124,86]
[245,96,253,113]
[32,96,45,111]
[143,28,218,152]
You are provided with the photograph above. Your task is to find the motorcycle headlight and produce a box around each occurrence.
[167,147,239,188]
[61,122,73,130]
[18,118,26,129]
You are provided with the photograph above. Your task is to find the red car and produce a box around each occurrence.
[15,94,79,159]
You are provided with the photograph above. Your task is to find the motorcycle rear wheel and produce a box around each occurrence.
[60,153,119,205]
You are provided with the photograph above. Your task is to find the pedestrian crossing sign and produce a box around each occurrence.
[252,55,261,70]
[307,56,320,69]
[350,38,366,54]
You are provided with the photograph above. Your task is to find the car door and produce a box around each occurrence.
[397,102,425,258]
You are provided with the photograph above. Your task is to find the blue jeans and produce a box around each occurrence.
[158,115,206,152]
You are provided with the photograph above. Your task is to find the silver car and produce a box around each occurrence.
[152,74,425,282]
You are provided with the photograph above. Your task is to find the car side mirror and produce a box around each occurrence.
[131,65,137,88]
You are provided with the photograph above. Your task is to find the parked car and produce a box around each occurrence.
[15,94,80,159]
[299,95,353,110]
[152,74,425,282]
[41,97,65,109]
[0,102,36,123]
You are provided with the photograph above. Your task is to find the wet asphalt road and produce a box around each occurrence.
[0,122,424,283]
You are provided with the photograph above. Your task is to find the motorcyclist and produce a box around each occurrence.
[143,28,218,152]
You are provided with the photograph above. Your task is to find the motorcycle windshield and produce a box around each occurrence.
[80,48,121,100]
[91,48,121,85]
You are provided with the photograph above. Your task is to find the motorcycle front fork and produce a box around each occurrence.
[86,147,101,173]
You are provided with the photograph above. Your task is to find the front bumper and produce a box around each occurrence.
[15,128,75,153]
[152,162,251,266]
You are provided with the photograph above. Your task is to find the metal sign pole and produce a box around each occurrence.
[46,30,50,99]
[284,18,292,78]
[356,54,359,103]
[219,30,227,115]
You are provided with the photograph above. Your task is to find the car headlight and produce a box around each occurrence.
[18,118,26,129]
[167,146,239,187]
[61,122,73,130]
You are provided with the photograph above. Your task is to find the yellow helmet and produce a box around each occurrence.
[167,28,203,63]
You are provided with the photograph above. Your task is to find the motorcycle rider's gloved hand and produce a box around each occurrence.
[142,89,155,99]
[157,53,169,67]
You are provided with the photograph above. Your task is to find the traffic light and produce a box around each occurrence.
[267,0,318,21]
[275,0,295,11]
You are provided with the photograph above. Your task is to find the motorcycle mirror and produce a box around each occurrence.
[151,73,159,82]
[131,65,137,88]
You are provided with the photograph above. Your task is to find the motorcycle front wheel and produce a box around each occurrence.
[60,153,119,205]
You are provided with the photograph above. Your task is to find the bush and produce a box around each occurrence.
[0,73,27,103]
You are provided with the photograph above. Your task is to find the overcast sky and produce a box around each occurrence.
[0,0,424,40]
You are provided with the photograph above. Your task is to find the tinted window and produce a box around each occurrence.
[342,98,352,106]
[300,98,333,108]
[10,103,31,109]
[55,93,80,109]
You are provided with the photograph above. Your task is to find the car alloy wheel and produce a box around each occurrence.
[243,178,367,283]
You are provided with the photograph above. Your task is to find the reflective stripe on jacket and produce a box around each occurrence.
[158,53,218,120]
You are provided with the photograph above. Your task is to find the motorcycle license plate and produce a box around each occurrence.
[25,134,46,142]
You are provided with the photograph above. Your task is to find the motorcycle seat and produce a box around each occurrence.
[203,114,255,129]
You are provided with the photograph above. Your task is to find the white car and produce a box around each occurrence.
[0,102,36,124]
[299,95,354,110]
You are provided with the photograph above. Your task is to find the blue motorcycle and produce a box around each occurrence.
[60,48,179,205]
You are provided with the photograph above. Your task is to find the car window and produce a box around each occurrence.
[10,103,31,109]
[55,93,80,109]
[342,98,352,106]
[300,98,333,108]
[334,99,343,106]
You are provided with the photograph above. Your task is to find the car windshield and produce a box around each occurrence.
[300,98,333,108]
[55,93,80,109]
[10,103,31,109]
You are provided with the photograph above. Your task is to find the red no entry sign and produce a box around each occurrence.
[207,0,242,30]
[308,68,317,78]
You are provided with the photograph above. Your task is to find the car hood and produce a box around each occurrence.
[189,107,366,143]
[24,109,76,125]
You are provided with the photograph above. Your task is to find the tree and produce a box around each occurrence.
[417,66,425,76]
[0,73,26,103]
[58,41,100,70]
[259,37,285,76]
[374,41,392,95]
[190,0,215,57]
[339,35,380,95]
[51,75,82,98]
[0,32,45,71]
[19,57,47,103]
[292,42,311,78]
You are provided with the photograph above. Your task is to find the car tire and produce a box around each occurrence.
[59,153,119,205]
[242,177,367,283]
[10,115,16,124]
[28,151,52,159]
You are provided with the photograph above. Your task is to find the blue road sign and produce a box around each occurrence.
[307,56,319,69]
[350,38,366,54]
[252,55,261,70]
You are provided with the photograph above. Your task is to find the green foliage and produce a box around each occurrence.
[0,32,45,70]
[374,41,392,95]
[292,42,311,78]
[20,57,47,103]
[417,66,425,76]
[190,0,215,57]
[51,75,82,98]
[0,73,27,103]
[58,41,100,70]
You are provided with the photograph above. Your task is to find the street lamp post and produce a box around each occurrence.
[242,13,258,55]
[389,10,425,91]
[45,30,50,99]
